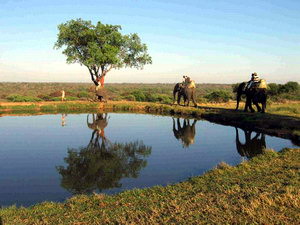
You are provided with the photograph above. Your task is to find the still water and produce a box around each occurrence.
[0,113,297,206]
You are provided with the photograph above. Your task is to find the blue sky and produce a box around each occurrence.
[0,0,299,83]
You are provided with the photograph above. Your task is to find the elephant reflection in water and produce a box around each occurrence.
[56,113,152,195]
[172,117,197,148]
[235,127,266,159]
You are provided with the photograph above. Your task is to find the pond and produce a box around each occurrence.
[0,113,297,206]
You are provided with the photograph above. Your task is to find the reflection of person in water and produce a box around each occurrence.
[172,117,197,148]
[235,127,266,159]
[56,113,152,195]
[61,114,67,127]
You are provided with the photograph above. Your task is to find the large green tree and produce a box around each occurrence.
[54,18,152,87]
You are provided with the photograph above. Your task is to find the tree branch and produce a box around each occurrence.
[106,65,114,73]
[88,67,99,86]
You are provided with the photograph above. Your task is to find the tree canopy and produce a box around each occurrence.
[54,18,152,86]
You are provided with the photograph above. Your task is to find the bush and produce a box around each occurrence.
[204,91,232,102]
[123,95,136,101]
[77,91,90,98]
[37,94,52,101]
[278,82,299,94]
[131,91,146,102]
[267,83,279,96]
[6,94,42,102]
[49,91,62,97]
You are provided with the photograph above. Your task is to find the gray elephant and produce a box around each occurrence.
[235,82,267,113]
[173,83,197,107]
[235,127,266,159]
[172,117,197,148]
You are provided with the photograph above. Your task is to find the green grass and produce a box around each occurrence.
[0,148,299,224]
[268,103,300,117]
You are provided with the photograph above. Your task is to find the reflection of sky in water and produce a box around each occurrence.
[0,113,296,206]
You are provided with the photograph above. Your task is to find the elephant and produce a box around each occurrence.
[173,83,197,107]
[235,127,266,159]
[172,117,197,148]
[235,82,267,113]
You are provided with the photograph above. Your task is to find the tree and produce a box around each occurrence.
[54,19,152,87]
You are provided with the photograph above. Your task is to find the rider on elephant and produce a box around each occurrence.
[182,75,196,89]
[245,72,260,90]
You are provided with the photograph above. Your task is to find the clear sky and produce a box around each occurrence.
[0,0,299,83]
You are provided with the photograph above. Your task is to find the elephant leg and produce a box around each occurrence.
[261,92,267,113]
[254,102,261,112]
[247,95,256,113]
[249,102,255,113]
[244,97,250,112]
[186,95,190,106]
[191,89,197,107]
[245,97,255,113]
[173,91,177,104]
[235,93,241,110]
[261,102,266,113]
[177,93,181,105]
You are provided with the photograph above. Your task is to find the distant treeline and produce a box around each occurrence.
[0,82,299,103]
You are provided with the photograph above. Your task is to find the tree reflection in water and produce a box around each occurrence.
[235,127,266,159]
[172,117,197,148]
[56,113,152,195]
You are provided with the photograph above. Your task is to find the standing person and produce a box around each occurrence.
[61,90,66,101]
[61,114,67,126]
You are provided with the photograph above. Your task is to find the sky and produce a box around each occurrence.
[0,0,299,84]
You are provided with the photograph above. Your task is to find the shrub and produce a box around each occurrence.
[6,94,42,102]
[204,90,232,102]
[278,81,299,94]
[124,95,136,101]
[77,91,90,98]
[267,83,280,96]
[131,91,146,102]
[49,91,62,97]
[37,94,52,101]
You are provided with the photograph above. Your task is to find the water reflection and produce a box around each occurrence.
[86,113,110,146]
[56,113,152,195]
[172,117,197,148]
[61,114,67,127]
[235,127,266,159]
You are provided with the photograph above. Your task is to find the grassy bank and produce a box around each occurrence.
[0,148,299,224]
[1,81,299,104]
[1,100,299,144]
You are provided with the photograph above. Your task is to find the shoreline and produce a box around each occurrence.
[1,100,299,144]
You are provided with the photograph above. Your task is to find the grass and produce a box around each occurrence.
[267,102,300,117]
[0,148,299,224]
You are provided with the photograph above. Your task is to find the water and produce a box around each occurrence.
[0,113,297,206]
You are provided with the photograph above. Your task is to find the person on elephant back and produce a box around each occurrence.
[245,72,262,90]
[182,75,196,89]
